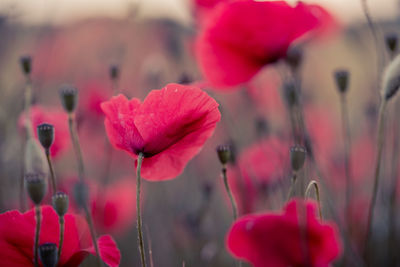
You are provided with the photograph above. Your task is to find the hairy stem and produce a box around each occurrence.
[58,216,65,260]
[222,166,238,220]
[136,153,147,267]
[34,205,41,267]
[45,150,57,195]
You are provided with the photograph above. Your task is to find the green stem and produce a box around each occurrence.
[305,180,322,220]
[136,153,147,267]
[45,150,57,195]
[365,99,387,259]
[287,171,298,201]
[67,112,101,267]
[339,93,352,227]
[34,205,41,267]
[58,216,64,260]
[222,166,238,220]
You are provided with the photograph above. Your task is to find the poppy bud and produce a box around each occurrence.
[285,46,303,70]
[284,82,297,107]
[25,137,49,175]
[334,70,349,93]
[110,65,119,80]
[20,56,32,75]
[39,243,58,267]
[73,181,89,209]
[290,145,306,171]
[59,85,78,113]
[216,145,232,165]
[25,173,47,205]
[37,123,54,151]
[381,54,400,100]
[52,192,69,217]
[385,34,398,54]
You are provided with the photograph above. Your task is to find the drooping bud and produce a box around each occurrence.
[39,243,58,267]
[284,82,297,107]
[73,181,89,209]
[20,56,32,75]
[110,65,119,80]
[25,173,47,205]
[25,137,49,175]
[334,69,349,93]
[52,192,69,217]
[290,145,307,172]
[385,34,398,54]
[285,46,303,71]
[381,54,400,101]
[59,85,78,113]
[216,145,232,165]
[37,123,54,152]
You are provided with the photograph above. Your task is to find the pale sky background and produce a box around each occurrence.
[0,0,398,25]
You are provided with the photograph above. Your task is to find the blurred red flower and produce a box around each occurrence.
[0,205,120,267]
[19,105,70,159]
[101,83,221,181]
[227,199,341,267]
[196,0,334,88]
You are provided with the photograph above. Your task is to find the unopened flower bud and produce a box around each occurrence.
[216,145,232,165]
[37,123,54,151]
[59,85,78,113]
[39,243,58,267]
[73,181,89,209]
[284,82,297,107]
[110,65,119,80]
[381,54,400,100]
[285,46,303,70]
[290,145,306,171]
[334,70,349,93]
[52,192,69,217]
[25,173,47,205]
[25,137,49,175]
[385,34,398,54]
[20,56,32,75]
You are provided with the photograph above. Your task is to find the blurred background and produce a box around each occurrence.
[2,0,400,266]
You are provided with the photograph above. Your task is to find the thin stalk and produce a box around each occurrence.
[222,166,238,220]
[305,180,322,220]
[136,153,147,267]
[68,113,85,181]
[45,150,57,195]
[287,171,298,201]
[365,99,387,259]
[58,216,65,259]
[34,205,41,267]
[67,112,101,267]
[339,93,352,227]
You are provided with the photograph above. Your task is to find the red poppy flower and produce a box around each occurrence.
[0,205,120,267]
[196,0,333,88]
[101,83,221,181]
[227,199,341,267]
[19,105,70,159]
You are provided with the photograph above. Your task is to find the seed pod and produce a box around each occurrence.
[20,56,32,75]
[37,123,55,151]
[290,145,307,171]
[39,243,58,267]
[110,65,119,80]
[334,70,349,93]
[59,85,78,113]
[52,192,69,217]
[25,173,47,205]
[216,145,232,165]
[385,34,398,54]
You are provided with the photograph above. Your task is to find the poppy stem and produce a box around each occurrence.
[287,171,298,201]
[34,205,41,267]
[222,166,238,220]
[66,112,102,267]
[45,150,57,195]
[364,98,387,260]
[305,180,322,220]
[58,216,64,260]
[136,152,147,267]
[339,93,352,227]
